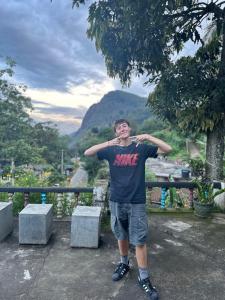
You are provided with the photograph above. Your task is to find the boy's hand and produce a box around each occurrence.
[108,137,121,146]
[135,134,151,143]
[136,133,152,146]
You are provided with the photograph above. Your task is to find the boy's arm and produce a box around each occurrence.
[84,138,120,156]
[135,134,172,154]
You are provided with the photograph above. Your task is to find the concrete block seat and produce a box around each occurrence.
[0,202,13,242]
[19,204,53,244]
[71,206,102,248]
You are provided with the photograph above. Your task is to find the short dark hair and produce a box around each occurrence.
[113,119,130,132]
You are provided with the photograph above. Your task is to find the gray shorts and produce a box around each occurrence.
[109,201,148,246]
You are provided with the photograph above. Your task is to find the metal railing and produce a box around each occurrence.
[0,181,223,217]
[0,187,94,218]
[145,181,222,209]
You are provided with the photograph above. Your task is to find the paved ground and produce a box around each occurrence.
[70,165,88,187]
[0,213,225,300]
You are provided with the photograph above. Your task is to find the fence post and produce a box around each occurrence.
[8,192,14,203]
[24,192,30,207]
[73,192,80,207]
[189,189,194,208]
[41,192,47,204]
[57,193,63,218]
[93,186,106,211]
[160,188,167,208]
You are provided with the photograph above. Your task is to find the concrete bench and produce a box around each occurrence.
[71,206,102,248]
[19,204,53,244]
[0,202,13,242]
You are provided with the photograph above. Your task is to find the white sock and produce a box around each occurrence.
[120,255,129,265]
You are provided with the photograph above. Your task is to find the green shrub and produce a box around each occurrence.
[79,192,93,206]
[145,168,156,181]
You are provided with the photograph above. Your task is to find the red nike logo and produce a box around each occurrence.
[113,154,139,166]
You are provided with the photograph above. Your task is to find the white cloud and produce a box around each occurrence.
[30,110,82,124]
[26,78,116,108]
[0,0,201,135]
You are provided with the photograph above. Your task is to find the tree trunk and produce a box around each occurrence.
[205,118,225,180]
[205,14,225,180]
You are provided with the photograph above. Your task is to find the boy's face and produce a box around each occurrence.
[115,122,131,139]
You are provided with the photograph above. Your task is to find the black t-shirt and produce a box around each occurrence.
[97,142,158,204]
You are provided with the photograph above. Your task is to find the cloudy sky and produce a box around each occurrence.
[0,1,198,134]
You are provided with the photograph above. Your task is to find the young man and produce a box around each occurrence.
[84,119,172,300]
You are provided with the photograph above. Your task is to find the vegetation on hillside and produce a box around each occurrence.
[74,90,152,140]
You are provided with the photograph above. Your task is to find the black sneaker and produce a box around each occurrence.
[138,276,159,300]
[112,262,130,281]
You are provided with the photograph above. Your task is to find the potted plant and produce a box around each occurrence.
[188,158,204,177]
[193,178,225,218]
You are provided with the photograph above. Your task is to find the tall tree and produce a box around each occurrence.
[0,58,70,166]
[0,59,32,141]
[72,0,225,179]
[0,58,43,164]
[149,34,224,179]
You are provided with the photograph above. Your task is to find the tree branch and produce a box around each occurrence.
[167,5,206,19]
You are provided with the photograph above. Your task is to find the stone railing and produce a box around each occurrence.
[0,187,94,218]
[145,181,222,209]
[0,181,223,216]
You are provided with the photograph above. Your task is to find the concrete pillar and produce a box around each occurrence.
[0,202,13,242]
[214,182,225,210]
[19,204,53,244]
[71,206,101,248]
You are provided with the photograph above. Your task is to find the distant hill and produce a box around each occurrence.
[72,90,153,140]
